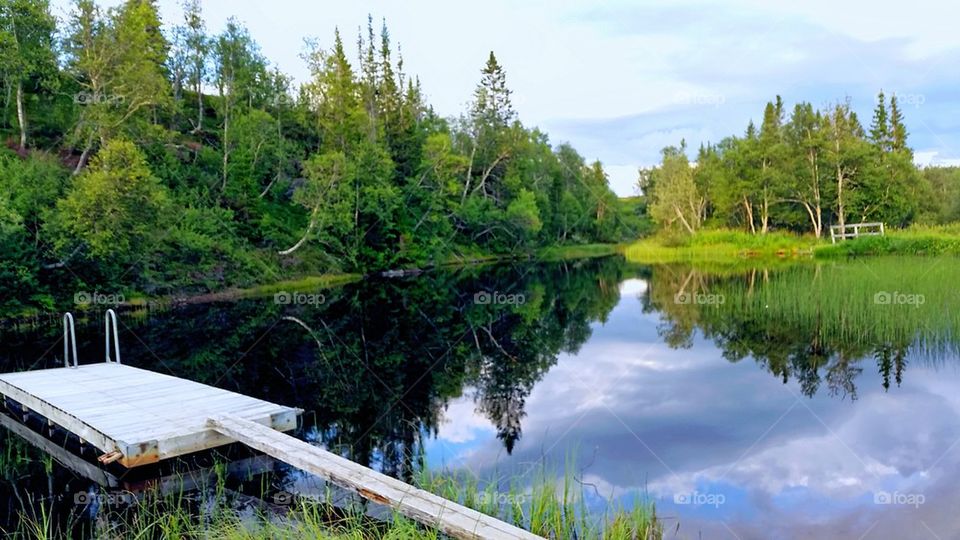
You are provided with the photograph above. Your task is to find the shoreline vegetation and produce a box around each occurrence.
[0,243,622,321]
[150,243,621,308]
[60,222,960,319]
[11,224,960,320]
[624,226,960,264]
[11,461,660,540]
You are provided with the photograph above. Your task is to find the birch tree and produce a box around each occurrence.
[64,0,170,172]
[0,0,56,149]
[649,143,704,234]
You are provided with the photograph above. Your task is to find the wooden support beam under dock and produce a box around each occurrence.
[0,410,279,497]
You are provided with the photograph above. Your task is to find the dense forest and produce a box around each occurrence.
[642,93,960,236]
[0,0,638,311]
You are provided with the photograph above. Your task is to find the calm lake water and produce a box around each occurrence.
[1,256,958,539]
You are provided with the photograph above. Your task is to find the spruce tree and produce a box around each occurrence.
[756,97,785,234]
[870,90,891,152]
[473,52,514,127]
[890,94,909,155]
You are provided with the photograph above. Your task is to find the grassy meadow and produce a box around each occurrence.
[624,226,960,265]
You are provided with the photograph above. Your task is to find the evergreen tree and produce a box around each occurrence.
[756,96,786,234]
[473,51,514,127]
[357,15,379,140]
[869,90,891,152]
[890,94,909,155]
[462,52,515,207]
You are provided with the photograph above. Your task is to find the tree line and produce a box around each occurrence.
[0,0,639,310]
[642,93,960,236]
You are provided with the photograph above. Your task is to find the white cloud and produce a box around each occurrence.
[916,150,960,168]
[435,387,495,444]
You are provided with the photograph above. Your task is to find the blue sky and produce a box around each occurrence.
[52,0,960,195]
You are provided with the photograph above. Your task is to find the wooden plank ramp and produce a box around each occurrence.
[209,414,543,540]
[0,363,300,467]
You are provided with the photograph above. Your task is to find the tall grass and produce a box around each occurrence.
[651,257,960,355]
[416,462,658,539]
[10,462,660,540]
[626,225,960,263]
[625,229,817,264]
[816,226,960,257]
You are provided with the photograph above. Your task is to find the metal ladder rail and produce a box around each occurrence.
[105,309,121,364]
[63,313,78,368]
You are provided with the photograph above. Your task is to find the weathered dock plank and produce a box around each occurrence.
[0,363,301,467]
[209,414,543,540]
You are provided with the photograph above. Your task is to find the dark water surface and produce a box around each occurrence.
[1,256,958,539]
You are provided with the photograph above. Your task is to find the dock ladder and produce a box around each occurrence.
[63,309,122,368]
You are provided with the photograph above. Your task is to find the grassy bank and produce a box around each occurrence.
[536,243,622,261]
[434,243,621,269]
[816,224,960,257]
[209,274,363,300]
[625,226,960,264]
[12,463,660,540]
[645,256,960,368]
[624,230,816,264]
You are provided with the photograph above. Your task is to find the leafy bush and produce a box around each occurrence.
[143,206,263,294]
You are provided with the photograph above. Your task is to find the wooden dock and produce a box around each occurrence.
[0,310,543,539]
[0,362,300,467]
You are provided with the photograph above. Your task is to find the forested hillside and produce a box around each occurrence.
[0,0,637,310]
[642,93,960,236]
